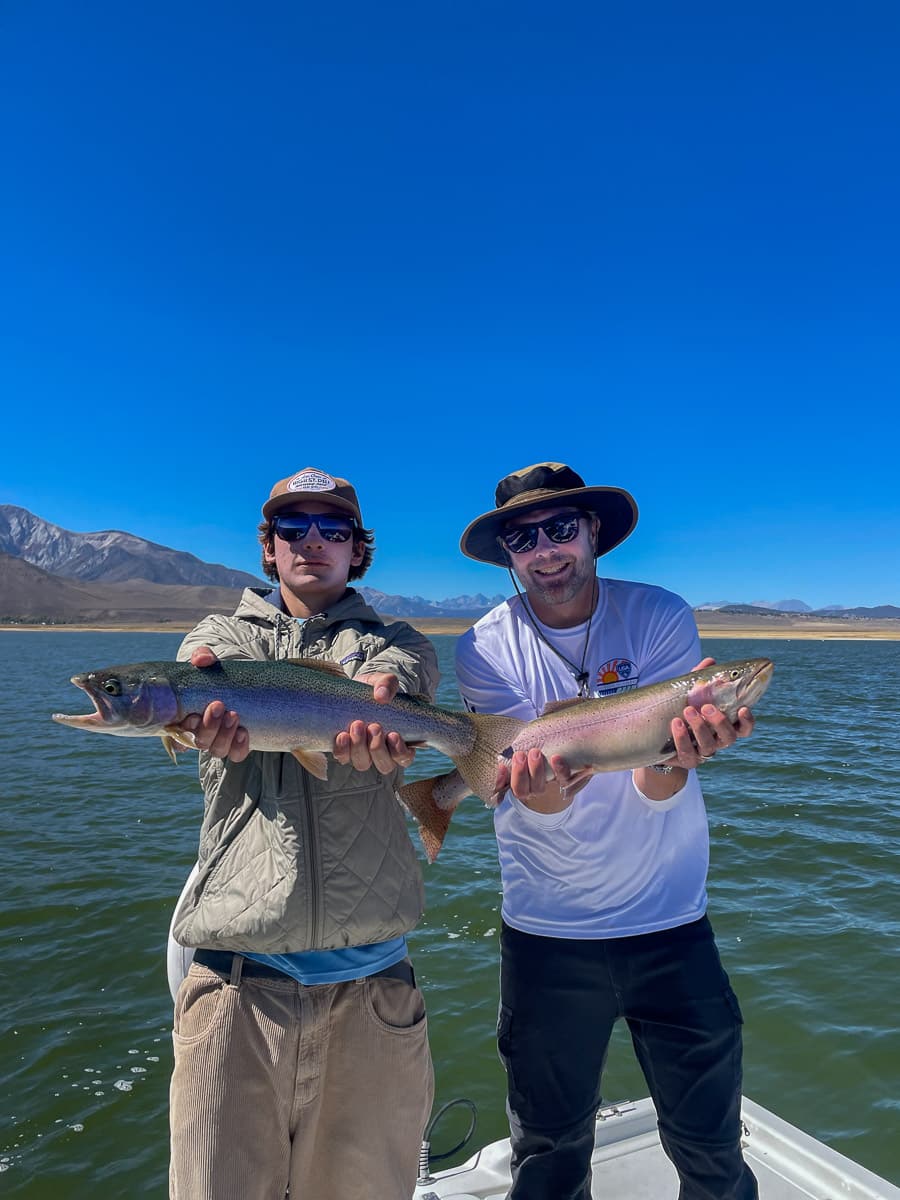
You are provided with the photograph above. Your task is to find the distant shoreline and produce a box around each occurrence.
[3,614,900,640]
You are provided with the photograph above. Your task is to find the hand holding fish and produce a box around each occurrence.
[629,657,756,801]
[331,672,417,774]
[494,751,579,812]
[660,657,756,770]
[176,646,251,762]
[498,657,760,810]
[180,650,415,774]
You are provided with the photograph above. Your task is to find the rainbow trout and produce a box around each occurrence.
[53,656,772,862]
[51,656,522,859]
[399,657,773,859]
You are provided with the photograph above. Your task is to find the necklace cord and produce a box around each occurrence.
[506,556,598,698]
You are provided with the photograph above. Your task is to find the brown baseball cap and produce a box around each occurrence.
[460,461,638,566]
[262,467,364,523]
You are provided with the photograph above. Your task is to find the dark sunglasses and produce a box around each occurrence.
[499,511,586,555]
[272,513,357,544]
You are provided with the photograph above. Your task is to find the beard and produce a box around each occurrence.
[521,553,596,608]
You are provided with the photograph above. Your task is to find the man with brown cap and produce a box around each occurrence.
[456,462,760,1200]
[167,468,437,1200]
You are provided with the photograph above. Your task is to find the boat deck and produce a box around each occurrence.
[412,1096,900,1199]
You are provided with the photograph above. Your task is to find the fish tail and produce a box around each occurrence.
[398,774,457,863]
[399,714,523,861]
[452,712,525,805]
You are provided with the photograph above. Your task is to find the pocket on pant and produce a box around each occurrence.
[365,976,427,1033]
[496,1003,519,1095]
[172,966,234,1045]
[724,986,745,1024]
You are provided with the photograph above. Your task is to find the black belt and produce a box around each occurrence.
[193,948,416,987]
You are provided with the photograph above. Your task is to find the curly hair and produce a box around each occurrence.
[256,519,375,583]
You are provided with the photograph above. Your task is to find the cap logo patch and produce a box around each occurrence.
[288,470,336,493]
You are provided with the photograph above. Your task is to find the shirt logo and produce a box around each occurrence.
[594,657,638,696]
[339,651,366,666]
[288,470,336,493]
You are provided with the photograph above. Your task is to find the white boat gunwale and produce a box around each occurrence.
[412,1094,900,1199]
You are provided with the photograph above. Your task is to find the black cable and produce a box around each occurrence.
[422,1097,478,1162]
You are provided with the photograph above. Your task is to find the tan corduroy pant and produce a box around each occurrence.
[169,957,434,1200]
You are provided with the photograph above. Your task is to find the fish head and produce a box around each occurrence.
[52,663,181,736]
[687,658,774,719]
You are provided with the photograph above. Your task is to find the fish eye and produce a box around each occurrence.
[103,678,122,696]
[730,669,741,680]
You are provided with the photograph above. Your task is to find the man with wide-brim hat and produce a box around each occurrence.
[460,460,639,567]
[455,461,761,1200]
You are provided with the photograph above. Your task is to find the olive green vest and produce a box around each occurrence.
[172,588,439,953]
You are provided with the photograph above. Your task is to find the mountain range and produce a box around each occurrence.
[354,588,505,619]
[0,506,504,624]
[697,599,900,619]
[1,505,897,625]
[0,505,263,589]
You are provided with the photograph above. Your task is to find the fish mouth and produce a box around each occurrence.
[751,659,775,685]
[737,658,775,705]
[51,676,118,728]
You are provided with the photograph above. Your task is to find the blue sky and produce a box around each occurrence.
[2,2,898,609]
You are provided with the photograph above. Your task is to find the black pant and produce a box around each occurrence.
[498,917,758,1200]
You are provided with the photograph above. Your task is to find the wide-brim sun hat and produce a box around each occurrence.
[460,461,638,567]
[262,467,364,523]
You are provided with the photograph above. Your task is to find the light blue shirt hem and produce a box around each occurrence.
[244,937,409,985]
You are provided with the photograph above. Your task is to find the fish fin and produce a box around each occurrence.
[560,769,594,799]
[397,772,467,862]
[291,747,330,779]
[284,657,347,677]
[432,768,474,811]
[451,712,526,805]
[541,696,590,715]
[161,726,199,763]
[161,735,181,764]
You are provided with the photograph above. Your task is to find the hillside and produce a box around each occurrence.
[0,505,265,589]
[0,553,243,625]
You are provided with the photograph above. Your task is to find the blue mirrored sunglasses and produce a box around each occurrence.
[272,513,356,544]
[499,511,585,555]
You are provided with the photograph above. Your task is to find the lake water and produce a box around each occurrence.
[1,632,899,1195]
